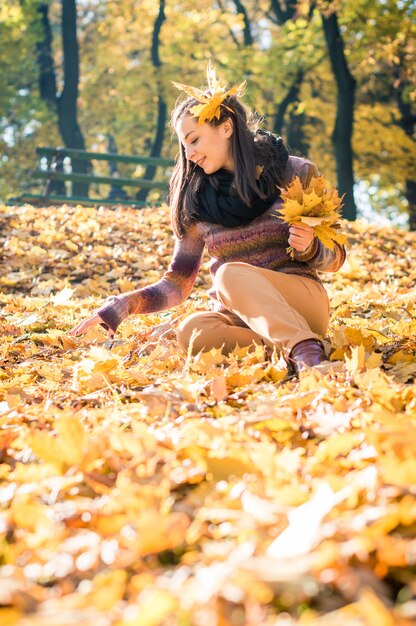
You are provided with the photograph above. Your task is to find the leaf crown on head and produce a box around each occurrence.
[172,62,246,125]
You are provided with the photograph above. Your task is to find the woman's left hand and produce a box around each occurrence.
[288,223,315,252]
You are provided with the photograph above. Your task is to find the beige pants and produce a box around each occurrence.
[176,262,330,358]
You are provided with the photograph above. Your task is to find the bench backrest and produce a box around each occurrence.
[37,147,175,168]
[32,146,176,207]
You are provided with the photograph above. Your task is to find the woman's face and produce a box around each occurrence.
[176,114,234,174]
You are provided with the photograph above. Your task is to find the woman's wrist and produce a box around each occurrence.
[293,237,318,260]
[96,296,130,334]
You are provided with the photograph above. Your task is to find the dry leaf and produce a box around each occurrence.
[1,202,415,624]
[277,174,348,256]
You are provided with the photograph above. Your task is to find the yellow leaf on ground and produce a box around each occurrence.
[356,587,396,626]
[116,588,177,626]
[50,286,75,306]
[345,344,382,372]
[29,431,66,472]
[90,569,127,611]
[0,608,22,626]
[34,362,63,382]
[56,416,87,466]
[10,496,50,531]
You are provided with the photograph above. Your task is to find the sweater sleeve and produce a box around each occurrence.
[96,223,205,333]
[292,227,346,272]
[299,160,320,186]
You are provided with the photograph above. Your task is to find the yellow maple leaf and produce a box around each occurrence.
[306,175,326,196]
[173,63,244,124]
[29,417,87,470]
[300,215,330,227]
[313,223,348,250]
[345,344,383,372]
[300,189,324,214]
[279,198,303,222]
[189,95,223,124]
[278,175,346,253]
[50,286,75,306]
[193,345,225,372]
[171,81,206,101]
[282,175,304,204]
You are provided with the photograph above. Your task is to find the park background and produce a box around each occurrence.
[1,2,416,626]
[1,0,415,228]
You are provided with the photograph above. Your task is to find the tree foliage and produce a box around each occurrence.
[0,0,415,226]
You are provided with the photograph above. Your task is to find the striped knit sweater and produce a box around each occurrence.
[97,156,346,333]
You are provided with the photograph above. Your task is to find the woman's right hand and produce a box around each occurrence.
[68,313,115,339]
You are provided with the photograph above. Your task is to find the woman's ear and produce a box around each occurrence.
[222,118,234,139]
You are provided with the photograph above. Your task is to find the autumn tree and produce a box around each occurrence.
[268,0,308,154]
[341,0,415,229]
[136,0,167,203]
[35,0,90,196]
[320,1,357,221]
[1,0,415,228]
[0,0,59,197]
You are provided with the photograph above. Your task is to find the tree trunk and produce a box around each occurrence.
[269,3,309,156]
[273,69,308,155]
[58,0,90,196]
[269,0,296,23]
[36,4,57,108]
[136,0,167,204]
[35,1,90,197]
[395,68,416,231]
[287,108,308,157]
[322,9,357,221]
[405,182,416,231]
[232,0,253,46]
[36,4,65,195]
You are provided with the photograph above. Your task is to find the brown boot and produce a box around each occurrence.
[289,339,327,376]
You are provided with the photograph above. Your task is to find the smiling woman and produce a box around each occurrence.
[69,65,346,377]
[177,115,234,174]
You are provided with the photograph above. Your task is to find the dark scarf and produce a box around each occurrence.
[193,131,286,228]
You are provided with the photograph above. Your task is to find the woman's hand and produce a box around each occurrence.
[288,223,315,252]
[68,313,115,339]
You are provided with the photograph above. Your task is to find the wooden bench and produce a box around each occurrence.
[9,147,175,208]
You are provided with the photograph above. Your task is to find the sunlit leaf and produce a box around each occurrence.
[277,175,347,251]
[0,200,415,624]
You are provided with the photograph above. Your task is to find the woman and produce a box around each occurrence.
[69,68,346,376]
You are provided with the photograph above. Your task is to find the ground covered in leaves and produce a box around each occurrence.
[0,203,415,626]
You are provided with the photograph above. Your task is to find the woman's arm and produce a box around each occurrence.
[97,222,205,333]
[70,223,205,336]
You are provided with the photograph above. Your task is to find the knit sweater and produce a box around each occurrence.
[97,156,346,333]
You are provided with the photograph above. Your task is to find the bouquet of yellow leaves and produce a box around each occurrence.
[277,175,348,258]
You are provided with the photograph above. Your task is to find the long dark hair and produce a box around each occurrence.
[170,93,289,238]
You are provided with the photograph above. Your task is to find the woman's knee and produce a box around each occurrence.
[176,313,202,352]
[214,262,255,294]
[176,312,225,353]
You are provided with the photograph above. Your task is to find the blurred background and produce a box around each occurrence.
[0,0,415,228]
